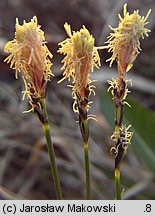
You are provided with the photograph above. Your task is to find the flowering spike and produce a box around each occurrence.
[57,23,102,199]
[105,4,151,200]
[58,23,100,113]
[4,16,53,111]
[105,4,151,73]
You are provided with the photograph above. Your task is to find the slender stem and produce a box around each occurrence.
[114,102,123,200]
[115,168,121,200]
[84,140,91,199]
[41,98,48,120]
[82,119,91,199]
[41,99,63,200]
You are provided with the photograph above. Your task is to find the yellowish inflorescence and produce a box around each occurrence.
[58,23,101,113]
[4,16,53,111]
[105,3,151,73]
[105,4,151,155]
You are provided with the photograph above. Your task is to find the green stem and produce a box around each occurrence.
[82,119,91,199]
[84,140,91,199]
[114,105,123,200]
[41,98,48,120]
[115,167,121,200]
[41,99,63,200]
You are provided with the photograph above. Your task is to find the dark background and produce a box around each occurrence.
[0,0,155,199]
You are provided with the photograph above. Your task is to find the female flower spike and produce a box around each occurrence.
[4,16,53,111]
[105,3,151,73]
[58,23,100,113]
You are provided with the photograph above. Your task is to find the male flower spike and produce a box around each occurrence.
[4,16,53,111]
[105,3,151,74]
[58,23,101,199]
[58,23,101,114]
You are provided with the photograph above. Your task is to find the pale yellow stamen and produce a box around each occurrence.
[4,16,53,110]
[58,23,101,113]
[104,4,151,72]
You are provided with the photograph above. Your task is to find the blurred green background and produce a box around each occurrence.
[0,0,155,199]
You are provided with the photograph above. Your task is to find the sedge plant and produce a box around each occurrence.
[58,23,101,199]
[104,4,151,199]
[4,16,63,199]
